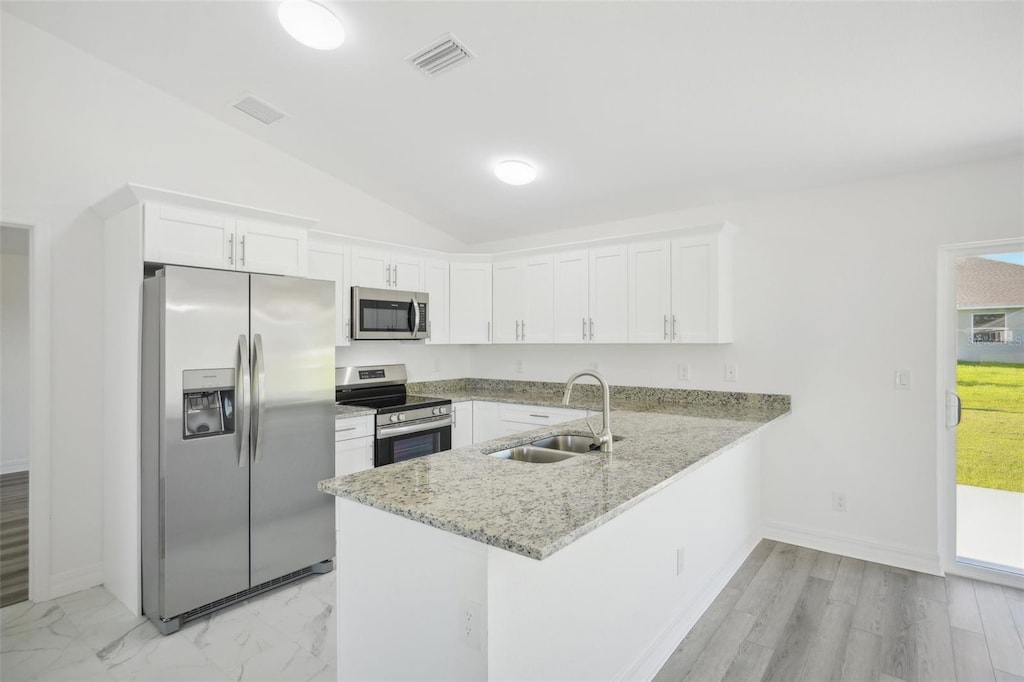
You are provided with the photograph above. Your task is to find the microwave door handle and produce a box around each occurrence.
[411,296,420,338]
[251,334,266,463]
[237,334,250,467]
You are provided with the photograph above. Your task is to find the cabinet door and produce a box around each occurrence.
[450,401,473,449]
[449,262,492,344]
[522,255,554,344]
[307,239,349,346]
[334,436,374,477]
[422,258,449,345]
[471,401,515,443]
[143,203,234,269]
[235,220,307,276]
[552,250,590,344]
[391,253,423,291]
[588,245,628,343]
[491,260,523,344]
[628,240,672,343]
[671,230,732,343]
[350,248,388,288]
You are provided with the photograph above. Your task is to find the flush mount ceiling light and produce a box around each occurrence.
[494,160,537,186]
[278,0,345,50]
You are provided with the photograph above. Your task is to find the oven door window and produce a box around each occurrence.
[359,299,413,333]
[391,432,440,464]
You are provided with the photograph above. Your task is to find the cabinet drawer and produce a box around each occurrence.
[335,415,374,441]
[498,403,587,427]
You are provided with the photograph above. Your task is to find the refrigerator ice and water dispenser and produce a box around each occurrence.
[182,368,235,439]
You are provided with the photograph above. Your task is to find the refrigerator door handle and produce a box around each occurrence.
[237,334,251,467]
[251,333,267,463]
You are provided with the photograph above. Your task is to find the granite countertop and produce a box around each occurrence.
[335,405,376,419]
[320,379,790,561]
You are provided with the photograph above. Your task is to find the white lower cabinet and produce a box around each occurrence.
[471,401,589,445]
[450,400,473,449]
[334,415,374,531]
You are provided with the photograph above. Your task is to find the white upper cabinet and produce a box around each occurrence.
[552,246,627,343]
[552,250,591,343]
[588,245,628,343]
[235,219,308,276]
[671,225,734,343]
[449,261,492,344]
[422,257,449,345]
[350,247,422,290]
[627,225,735,344]
[142,202,307,276]
[492,255,554,344]
[143,203,234,269]
[307,233,350,346]
[627,240,672,343]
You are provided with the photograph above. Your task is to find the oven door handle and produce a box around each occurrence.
[377,415,452,439]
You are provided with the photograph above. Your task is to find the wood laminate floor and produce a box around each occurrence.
[655,540,1024,682]
[1,470,29,608]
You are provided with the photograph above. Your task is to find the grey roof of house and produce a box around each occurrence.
[956,256,1024,307]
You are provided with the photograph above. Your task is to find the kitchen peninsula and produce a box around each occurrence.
[319,380,790,680]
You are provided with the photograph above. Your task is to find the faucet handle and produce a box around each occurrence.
[584,418,599,439]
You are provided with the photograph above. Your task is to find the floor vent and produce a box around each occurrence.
[177,564,321,625]
[407,34,475,78]
[232,95,286,125]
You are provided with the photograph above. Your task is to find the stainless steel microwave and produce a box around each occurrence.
[351,287,430,341]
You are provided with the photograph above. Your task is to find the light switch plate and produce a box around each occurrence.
[895,369,911,390]
[677,363,690,381]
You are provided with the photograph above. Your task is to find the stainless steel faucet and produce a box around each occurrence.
[562,370,613,453]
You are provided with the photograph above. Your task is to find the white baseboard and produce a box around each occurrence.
[49,562,103,600]
[1,459,30,475]
[619,532,763,681]
[763,521,942,575]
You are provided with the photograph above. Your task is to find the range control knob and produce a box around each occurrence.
[397,414,406,422]
[389,414,399,423]
[432,407,447,415]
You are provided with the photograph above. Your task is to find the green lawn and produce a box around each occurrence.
[957,362,1024,492]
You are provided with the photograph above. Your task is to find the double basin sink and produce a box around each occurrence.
[489,434,616,464]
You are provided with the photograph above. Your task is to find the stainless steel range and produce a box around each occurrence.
[334,364,452,466]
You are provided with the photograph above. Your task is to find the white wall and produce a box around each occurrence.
[470,155,1024,572]
[1,229,31,473]
[0,12,468,596]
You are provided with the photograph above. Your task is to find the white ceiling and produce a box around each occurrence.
[6,1,1022,245]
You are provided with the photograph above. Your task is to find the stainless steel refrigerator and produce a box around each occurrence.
[141,265,335,634]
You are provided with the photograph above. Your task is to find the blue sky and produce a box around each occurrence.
[983,252,1024,266]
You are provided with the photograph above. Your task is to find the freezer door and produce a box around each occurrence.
[158,267,251,617]
[249,274,336,585]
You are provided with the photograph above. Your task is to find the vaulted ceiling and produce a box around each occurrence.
[6,1,1022,244]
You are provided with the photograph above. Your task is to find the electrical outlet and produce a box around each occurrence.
[677,363,690,381]
[515,360,525,374]
[676,547,685,576]
[832,492,848,512]
[459,599,482,650]
[724,364,738,382]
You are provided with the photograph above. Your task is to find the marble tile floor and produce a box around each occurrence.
[0,570,336,681]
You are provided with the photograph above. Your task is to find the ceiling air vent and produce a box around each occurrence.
[232,95,285,125]
[407,34,475,78]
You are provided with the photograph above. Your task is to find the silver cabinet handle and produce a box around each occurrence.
[411,296,420,338]
[521,320,526,341]
[582,317,587,341]
[240,235,246,267]
[345,319,351,341]
[237,334,250,467]
[385,263,391,287]
[452,405,457,427]
[529,414,550,419]
[487,321,491,342]
[516,320,520,342]
[336,426,357,432]
[251,334,266,463]
[664,314,668,340]
[589,317,594,341]
[228,233,235,266]
[672,315,678,340]
[393,265,398,287]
